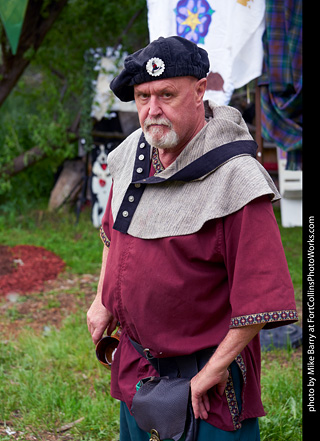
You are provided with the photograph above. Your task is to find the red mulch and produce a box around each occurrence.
[0,245,65,296]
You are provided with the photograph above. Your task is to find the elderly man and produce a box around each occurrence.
[87,36,298,441]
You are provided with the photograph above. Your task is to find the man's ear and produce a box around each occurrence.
[195,78,207,104]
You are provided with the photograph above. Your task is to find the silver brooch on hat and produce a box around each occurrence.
[146,57,165,77]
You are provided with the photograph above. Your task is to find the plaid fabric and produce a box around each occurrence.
[258,0,302,170]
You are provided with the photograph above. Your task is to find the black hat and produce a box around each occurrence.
[110,36,210,102]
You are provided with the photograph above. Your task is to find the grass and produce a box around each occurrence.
[0,314,120,440]
[0,205,103,274]
[0,203,302,440]
[260,350,302,440]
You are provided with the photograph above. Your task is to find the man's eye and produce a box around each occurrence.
[136,93,149,100]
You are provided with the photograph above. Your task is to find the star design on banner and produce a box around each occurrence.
[181,10,202,31]
[175,0,215,44]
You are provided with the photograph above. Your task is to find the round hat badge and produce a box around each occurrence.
[146,57,165,77]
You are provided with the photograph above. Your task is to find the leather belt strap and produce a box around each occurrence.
[129,337,216,379]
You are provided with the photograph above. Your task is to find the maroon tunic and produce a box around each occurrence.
[99,161,297,431]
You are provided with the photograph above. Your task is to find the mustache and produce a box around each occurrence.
[144,117,172,129]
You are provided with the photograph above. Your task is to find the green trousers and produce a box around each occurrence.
[120,401,260,440]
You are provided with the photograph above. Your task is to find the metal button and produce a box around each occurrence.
[138,154,145,160]
[136,167,143,174]
[135,183,141,188]
[128,196,135,202]
[140,142,145,148]
[122,211,129,217]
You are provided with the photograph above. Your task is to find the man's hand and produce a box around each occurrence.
[87,296,117,345]
[190,323,265,420]
[190,363,229,420]
[87,245,117,345]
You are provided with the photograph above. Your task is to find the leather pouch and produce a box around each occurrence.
[131,376,198,441]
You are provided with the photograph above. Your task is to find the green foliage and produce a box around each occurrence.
[0,0,148,207]
[0,68,76,197]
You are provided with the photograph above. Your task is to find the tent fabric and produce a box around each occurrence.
[0,0,29,55]
[258,0,302,170]
[147,0,265,105]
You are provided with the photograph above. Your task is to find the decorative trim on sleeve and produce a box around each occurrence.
[230,310,298,328]
[100,225,111,248]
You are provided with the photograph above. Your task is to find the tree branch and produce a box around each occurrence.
[2,135,77,178]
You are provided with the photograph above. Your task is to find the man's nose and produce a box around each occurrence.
[148,96,162,117]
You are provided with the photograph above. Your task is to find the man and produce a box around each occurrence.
[87,36,298,440]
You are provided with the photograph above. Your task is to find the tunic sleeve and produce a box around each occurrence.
[99,184,113,248]
[222,195,298,329]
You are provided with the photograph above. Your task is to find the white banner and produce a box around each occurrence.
[147,0,265,105]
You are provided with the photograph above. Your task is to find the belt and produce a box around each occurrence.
[129,338,216,379]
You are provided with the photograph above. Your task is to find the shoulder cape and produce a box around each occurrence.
[107,101,280,239]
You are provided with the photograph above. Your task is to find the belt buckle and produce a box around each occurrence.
[143,347,154,360]
[149,429,160,441]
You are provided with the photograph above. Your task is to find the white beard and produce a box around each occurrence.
[143,118,179,149]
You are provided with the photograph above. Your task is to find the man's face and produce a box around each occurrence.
[134,76,206,151]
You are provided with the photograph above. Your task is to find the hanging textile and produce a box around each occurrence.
[147,0,265,105]
[258,0,302,170]
[0,0,29,55]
